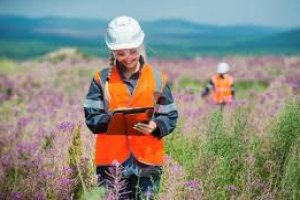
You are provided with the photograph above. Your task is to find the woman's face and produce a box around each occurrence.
[113,48,140,70]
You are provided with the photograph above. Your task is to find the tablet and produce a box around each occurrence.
[113,107,154,116]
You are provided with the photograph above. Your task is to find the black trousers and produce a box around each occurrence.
[96,165,161,200]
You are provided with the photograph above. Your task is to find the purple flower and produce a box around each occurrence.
[17,117,31,128]
[1,153,13,168]
[185,180,201,190]
[62,166,73,174]
[58,177,72,188]
[17,142,39,156]
[10,192,23,200]
[40,169,53,179]
[108,166,116,175]
[170,163,182,174]
[163,155,172,162]
[35,193,47,200]
[144,187,154,199]
[0,193,4,200]
[225,185,238,192]
[57,121,75,132]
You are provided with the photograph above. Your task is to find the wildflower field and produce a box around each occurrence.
[1,50,300,199]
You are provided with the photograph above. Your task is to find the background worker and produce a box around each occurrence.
[201,62,235,105]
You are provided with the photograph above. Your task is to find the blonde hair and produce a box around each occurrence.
[139,44,147,62]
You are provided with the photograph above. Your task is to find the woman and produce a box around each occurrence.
[84,16,178,200]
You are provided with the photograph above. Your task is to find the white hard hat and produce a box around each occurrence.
[216,62,230,74]
[105,16,145,50]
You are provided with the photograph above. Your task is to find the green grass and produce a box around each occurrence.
[77,68,95,79]
[199,108,249,198]
[235,80,269,99]
[0,39,105,60]
[281,138,300,199]
[269,98,300,199]
[165,121,202,177]
[0,59,17,74]
[164,98,300,199]
[177,77,202,94]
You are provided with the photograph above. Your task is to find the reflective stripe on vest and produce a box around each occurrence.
[212,74,233,104]
[94,64,167,166]
[94,70,110,112]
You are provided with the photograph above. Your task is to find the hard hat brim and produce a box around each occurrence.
[105,31,144,50]
[217,69,229,74]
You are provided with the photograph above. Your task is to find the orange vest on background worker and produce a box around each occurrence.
[94,64,167,166]
[212,74,233,104]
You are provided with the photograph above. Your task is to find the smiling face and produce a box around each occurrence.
[113,48,141,70]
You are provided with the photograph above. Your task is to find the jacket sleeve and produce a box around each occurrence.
[201,80,213,97]
[152,81,178,138]
[231,83,235,97]
[84,77,111,134]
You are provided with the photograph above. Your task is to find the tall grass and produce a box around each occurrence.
[269,98,300,199]
[165,121,202,177]
[197,107,255,199]
[281,138,300,199]
[164,98,300,199]
[68,125,99,199]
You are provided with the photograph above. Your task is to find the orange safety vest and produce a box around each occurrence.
[94,64,167,166]
[212,74,233,104]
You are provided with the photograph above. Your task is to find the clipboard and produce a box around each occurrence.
[106,107,154,135]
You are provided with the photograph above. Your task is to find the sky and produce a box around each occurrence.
[0,0,300,28]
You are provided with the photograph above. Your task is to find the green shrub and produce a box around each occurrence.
[165,121,202,177]
[281,138,300,200]
[200,108,247,198]
[0,59,16,74]
[178,77,202,94]
[234,80,269,99]
[269,98,300,198]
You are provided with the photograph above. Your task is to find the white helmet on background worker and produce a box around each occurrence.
[216,62,230,74]
[105,16,145,50]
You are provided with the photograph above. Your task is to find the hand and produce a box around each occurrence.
[133,120,157,135]
[201,92,208,99]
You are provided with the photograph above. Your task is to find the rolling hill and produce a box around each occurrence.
[0,15,299,59]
